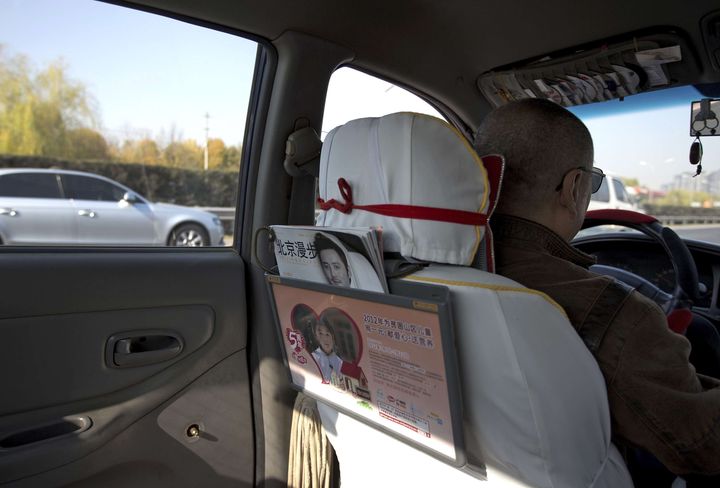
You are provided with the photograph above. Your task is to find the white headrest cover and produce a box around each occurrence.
[317,113,490,266]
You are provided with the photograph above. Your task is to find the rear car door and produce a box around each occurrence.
[0,2,262,486]
[62,173,159,245]
[0,172,76,245]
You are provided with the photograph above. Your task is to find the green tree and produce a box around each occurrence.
[163,139,203,168]
[113,138,162,165]
[656,190,714,207]
[621,177,639,187]
[223,145,242,169]
[0,46,98,158]
[134,138,161,165]
[207,138,226,169]
[67,128,109,160]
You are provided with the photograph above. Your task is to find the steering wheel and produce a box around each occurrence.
[581,209,700,314]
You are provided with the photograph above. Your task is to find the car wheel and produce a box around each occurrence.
[168,223,209,247]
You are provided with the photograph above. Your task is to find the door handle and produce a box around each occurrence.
[0,208,18,217]
[78,209,96,218]
[109,333,183,368]
[0,417,91,449]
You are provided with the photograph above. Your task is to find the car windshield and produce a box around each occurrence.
[570,84,720,244]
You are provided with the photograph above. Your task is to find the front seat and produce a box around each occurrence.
[314,112,633,488]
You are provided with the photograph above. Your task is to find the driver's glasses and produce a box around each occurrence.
[555,166,605,194]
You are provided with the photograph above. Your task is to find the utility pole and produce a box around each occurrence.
[204,112,210,171]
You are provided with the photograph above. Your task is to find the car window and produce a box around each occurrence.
[591,178,610,202]
[613,179,629,203]
[0,0,257,247]
[322,67,445,138]
[0,173,62,199]
[63,175,127,202]
[571,85,720,243]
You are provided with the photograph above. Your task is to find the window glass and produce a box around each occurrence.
[63,175,126,201]
[612,179,629,203]
[323,67,445,138]
[319,68,448,218]
[0,0,257,247]
[591,178,610,202]
[0,173,61,198]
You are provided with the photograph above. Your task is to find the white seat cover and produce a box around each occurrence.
[316,112,490,266]
[316,113,633,487]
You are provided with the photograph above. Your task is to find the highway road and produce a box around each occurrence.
[674,225,720,245]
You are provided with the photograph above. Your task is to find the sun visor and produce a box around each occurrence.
[478,31,700,109]
[316,112,500,266]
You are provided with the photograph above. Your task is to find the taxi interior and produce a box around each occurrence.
[2,0,720,487]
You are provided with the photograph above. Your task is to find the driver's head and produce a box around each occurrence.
[475,99,595,241]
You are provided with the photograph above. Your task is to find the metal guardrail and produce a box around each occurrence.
[655,215,720,226]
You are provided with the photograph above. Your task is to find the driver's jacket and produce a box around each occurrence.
[493,214,720,475]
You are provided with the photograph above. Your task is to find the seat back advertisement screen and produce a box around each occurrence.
[267,275,465,465]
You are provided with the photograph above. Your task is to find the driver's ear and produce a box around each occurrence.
[558,169,583,212]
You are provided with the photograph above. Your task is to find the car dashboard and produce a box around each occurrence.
[573,234,720,315]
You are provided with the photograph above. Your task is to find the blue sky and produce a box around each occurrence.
[570,86,720,189]
[1,0,256,146]
[2,0,719,189]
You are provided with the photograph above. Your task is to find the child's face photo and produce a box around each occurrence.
[315,324,335,354]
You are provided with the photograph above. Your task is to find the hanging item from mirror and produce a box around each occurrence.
[690,99,720,137]
[689,136,703,177]
[688,98,719,177]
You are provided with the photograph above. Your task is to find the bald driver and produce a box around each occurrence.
[475,98,720,486]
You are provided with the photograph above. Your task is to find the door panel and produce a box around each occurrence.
[0,250,253,487]
[0,305,214,415]
[62,174,159,245]
[0,197,76,245]
[71,200,159,245]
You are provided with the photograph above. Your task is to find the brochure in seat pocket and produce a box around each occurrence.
[270,225,387,293]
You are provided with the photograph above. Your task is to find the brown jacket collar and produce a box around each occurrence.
[492,214,596,268]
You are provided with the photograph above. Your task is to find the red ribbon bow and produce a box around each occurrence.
[317,178,487,226]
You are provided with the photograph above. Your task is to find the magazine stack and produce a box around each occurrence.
[270,225,387,293]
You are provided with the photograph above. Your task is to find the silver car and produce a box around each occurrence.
[0,168,225,246]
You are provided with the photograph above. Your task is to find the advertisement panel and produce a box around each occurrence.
[267,275,467,467]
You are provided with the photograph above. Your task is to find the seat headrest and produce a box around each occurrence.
[316,112,501,266]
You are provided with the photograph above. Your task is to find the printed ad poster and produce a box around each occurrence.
[271,281,458,460]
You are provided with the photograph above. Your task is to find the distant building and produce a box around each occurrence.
[662,169,720,195]
[708,170,720,195]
